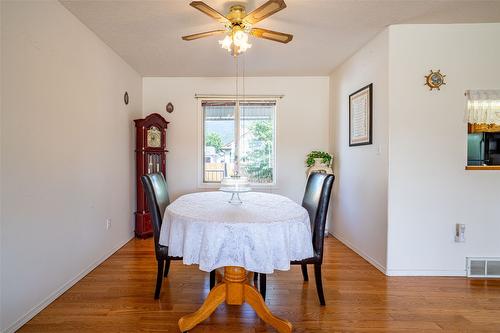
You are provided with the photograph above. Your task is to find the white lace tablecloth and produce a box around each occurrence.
[159,191,314,274]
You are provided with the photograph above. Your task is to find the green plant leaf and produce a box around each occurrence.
[305,151,333,167]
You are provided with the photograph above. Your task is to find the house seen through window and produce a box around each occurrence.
[202,99,276,184]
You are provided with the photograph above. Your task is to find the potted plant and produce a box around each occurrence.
[305,151,333,176]
[306,151,333,167]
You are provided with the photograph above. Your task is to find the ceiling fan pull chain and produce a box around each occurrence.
[241,53,245,150]
[242,54,246,102]
[234,54,240,175]
[235,54,239,103]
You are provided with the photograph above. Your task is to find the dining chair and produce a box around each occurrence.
[141,173,216,299]
[254,172,334,306]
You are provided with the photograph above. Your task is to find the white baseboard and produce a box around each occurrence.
[329,233,467,277]
[386,269,466,277]
[3,234,135,333]
[329,232,387,275]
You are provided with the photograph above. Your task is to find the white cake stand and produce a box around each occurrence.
[219,187,251,204]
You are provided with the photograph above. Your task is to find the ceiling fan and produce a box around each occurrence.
[182,0,293,55]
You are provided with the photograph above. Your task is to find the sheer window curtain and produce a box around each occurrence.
[467,90,500,125]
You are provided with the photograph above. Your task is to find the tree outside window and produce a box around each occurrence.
[202,100,276,184]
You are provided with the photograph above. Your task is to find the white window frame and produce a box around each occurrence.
[197,96,279,189]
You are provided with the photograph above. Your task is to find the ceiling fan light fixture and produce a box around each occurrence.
[233,30,252,53]
[219,35,233,52]
[218,29,252,55]
[233,30,248,44]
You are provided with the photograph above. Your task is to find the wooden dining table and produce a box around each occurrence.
[159,191,314,332]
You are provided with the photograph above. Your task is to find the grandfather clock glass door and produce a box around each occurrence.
[134,114,169,238]
[146,153,163,175]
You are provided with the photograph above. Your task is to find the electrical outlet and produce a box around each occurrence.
[106,218,111,230]
[455,223,465,242]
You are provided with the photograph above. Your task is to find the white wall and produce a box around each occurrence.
[386,24,500,275]
[329,30,389,272]
[143,77,330,203]
[0,1,142,332]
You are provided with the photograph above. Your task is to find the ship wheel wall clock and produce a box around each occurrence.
[425,70,446,90]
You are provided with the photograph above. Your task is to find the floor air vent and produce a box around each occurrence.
[467,257,500,278]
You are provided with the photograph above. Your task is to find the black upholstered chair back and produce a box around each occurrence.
[301,172,335,262]
[141,173,170,259]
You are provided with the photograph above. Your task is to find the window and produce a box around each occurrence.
[201,99,276,184]
[466,90,500,170]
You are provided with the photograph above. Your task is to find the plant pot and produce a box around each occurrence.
[307,158,333,176]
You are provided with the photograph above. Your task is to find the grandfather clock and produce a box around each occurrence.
[134,113,169,238]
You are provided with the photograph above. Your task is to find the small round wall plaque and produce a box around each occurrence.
[425,70,446,90]
[124,91,129,105]
[166,102,174,113]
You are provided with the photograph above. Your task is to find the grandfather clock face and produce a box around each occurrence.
[146,126,161,148]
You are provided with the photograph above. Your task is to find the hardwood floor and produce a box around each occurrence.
[19,237,500,332]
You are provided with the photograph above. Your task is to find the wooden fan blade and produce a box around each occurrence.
[190,1,229,24]
[243,0,287,25]
[250,28,293,43]
[182,30,226,41]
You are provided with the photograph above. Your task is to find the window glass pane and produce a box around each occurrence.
[203,101,235,182]
[239,101,276,184]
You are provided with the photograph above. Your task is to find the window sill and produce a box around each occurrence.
[465,166,500,170]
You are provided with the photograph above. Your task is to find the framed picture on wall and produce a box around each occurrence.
[349,83,373,146]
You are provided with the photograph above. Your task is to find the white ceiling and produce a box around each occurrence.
[60,0,500,77]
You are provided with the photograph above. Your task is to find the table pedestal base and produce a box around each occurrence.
[178,266,292,333]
